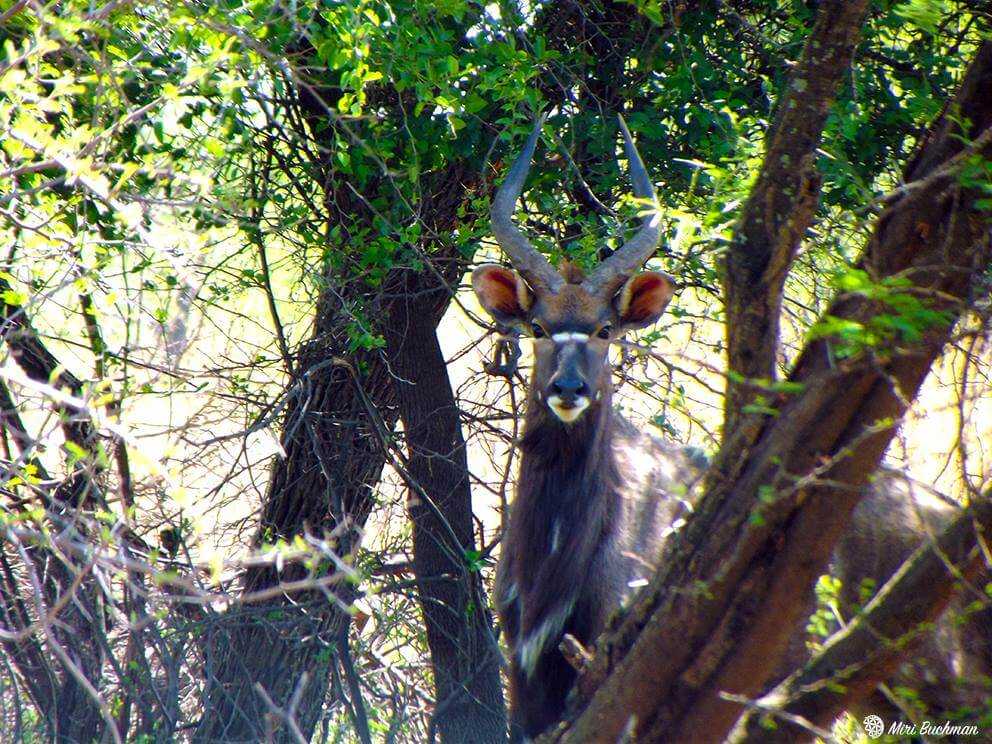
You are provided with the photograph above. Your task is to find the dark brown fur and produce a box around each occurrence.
[481,117,989,739]
[501,412,992,741]
[498,395,618,739]
[476,265,989,741]
[497,379,703,740]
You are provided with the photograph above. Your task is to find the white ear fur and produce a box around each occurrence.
[514,271,534,313]
[616,276,638,318]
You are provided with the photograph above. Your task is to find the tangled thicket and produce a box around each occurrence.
[1,0,991,742]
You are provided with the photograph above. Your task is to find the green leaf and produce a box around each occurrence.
[894,0,948,34]
[2,289,27,306]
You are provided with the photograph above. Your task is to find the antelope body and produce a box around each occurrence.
[475,118,991,741]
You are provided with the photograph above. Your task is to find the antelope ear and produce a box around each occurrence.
[616,271,675,330]
[472,264,534,326]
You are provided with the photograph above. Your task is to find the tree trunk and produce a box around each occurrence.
[1,283,114,742]
[193,325,400,741]
[385,269,507,744]
[194,241,487,742]
[547,39,992,744]
[723,0,869,435]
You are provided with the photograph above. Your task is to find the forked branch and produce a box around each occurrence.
[729,495,992,743]
[542,40,992,744]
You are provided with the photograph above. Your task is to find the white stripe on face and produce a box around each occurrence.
[551,332,589,343]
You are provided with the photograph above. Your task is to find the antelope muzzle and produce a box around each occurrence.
[545,333,597,423]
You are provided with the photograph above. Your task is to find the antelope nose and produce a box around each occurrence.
[552,377,587,402]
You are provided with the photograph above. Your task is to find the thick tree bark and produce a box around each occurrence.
[194,2,692,737]
[545,40,992,744]
[384,268,507,744]
[723,0,869,435]
[193,327,402,742]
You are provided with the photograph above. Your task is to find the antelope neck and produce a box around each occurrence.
[514,384,619,578]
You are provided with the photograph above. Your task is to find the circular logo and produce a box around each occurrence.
[863,714,885,739]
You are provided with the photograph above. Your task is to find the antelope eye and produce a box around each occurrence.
[531,322,546,338]
[597,325,612,339]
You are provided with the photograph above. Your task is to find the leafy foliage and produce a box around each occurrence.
[1,0,990,740]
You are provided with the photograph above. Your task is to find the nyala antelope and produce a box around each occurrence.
[474,118,991,741]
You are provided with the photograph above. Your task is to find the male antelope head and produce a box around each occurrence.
[474,116,675,423]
